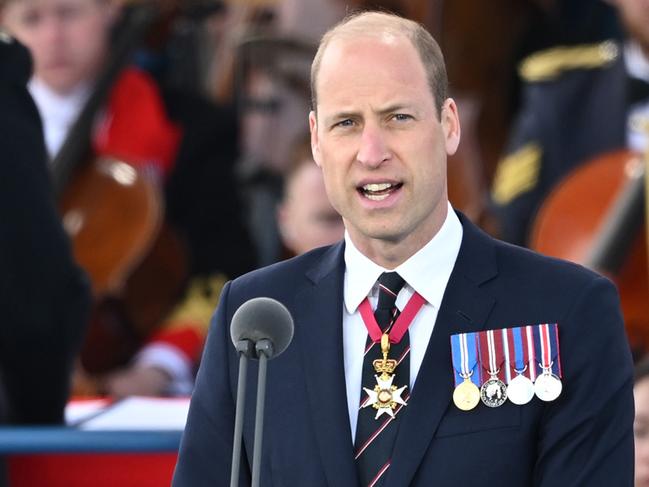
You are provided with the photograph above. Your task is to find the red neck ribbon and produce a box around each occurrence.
[358,292,426,344]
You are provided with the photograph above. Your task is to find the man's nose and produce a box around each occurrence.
[41,16,65,45]
[356,124,390,168]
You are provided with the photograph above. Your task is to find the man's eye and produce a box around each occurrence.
[334,119,354,128]
[393,113,413,122]
[20,11,42,26]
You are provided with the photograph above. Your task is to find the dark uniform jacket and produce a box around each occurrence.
[491,41,628,245]
[0,35,90,424]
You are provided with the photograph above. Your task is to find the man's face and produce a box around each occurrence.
[1,0,114,94]
[614,0,649,54]
[309,33,460,262]
[278,161,345,256]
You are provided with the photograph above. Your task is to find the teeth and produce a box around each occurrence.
[363,183,393,192]
[365,193,390,201]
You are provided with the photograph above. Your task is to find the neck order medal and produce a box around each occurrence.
[361,334,408,419]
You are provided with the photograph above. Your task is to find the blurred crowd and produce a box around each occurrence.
[1,0,649,483]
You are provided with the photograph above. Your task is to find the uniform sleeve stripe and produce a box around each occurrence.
[491,143,542,205]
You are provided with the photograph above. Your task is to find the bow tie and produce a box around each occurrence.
[627,75,649,106]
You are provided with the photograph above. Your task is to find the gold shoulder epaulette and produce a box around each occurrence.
[519,41,619,82]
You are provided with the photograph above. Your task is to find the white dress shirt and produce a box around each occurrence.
[342,202,463,439]
[28,77,91,160]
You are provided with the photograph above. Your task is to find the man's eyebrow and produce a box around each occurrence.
[323,111,360,125]
[376,103,415,116]
[322,104,418,125]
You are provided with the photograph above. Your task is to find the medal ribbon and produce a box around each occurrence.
[533,323,561,377]
[501,328,512,384]
[525,325,537,381]
[358,292,426,344]
[508,326,530,378]
[450,332,480,387]
[478,329,505,380]
[550,323,562,377]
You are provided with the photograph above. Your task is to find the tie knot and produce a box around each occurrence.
[376,272,405,311]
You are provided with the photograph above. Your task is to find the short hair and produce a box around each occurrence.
[310,10,448,116]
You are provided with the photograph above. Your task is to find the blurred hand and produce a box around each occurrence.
[101,366,172,398]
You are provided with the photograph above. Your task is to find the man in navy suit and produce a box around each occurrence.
[174,11,634,486]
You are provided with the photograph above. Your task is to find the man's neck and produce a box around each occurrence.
[346,205,449,270]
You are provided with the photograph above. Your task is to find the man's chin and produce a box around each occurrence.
[41,72,84,96]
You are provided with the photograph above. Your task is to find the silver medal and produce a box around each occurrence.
[507,374,535,405]
[534,372,562,401]
[480,377,507,408]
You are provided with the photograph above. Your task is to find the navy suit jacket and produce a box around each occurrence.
[173,214,634,486]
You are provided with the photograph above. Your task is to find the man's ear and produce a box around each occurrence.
[441,98,461,156]
[309,110,322,168]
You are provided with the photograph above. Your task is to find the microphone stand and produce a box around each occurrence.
[251,339,273,487]
[230,340,254,487]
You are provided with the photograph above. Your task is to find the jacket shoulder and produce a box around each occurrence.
[227,244,339,299]
[518,40,619,82]
[492,237,608,289]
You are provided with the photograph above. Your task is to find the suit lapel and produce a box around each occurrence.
[295,242,359,487]
[386,216,498,487]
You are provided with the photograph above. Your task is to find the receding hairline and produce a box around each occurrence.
[310,11,448,114]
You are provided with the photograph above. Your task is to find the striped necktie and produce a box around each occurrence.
[355,272,408,487]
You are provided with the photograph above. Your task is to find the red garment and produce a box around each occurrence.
[148,326,205,365]
[93,68,182,179]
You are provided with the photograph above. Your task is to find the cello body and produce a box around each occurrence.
[530,150,649,354]
[60,157,187,374]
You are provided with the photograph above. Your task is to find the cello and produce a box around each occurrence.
[530,119,649,356]
[52,2,188,382]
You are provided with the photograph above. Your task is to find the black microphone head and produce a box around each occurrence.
[230,297,294,359]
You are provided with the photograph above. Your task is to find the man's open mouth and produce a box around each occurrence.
[359,182,403,201]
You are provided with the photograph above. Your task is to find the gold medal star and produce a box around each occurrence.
[362,374,408,419]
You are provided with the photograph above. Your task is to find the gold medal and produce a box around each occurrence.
[453,376,480,411]
[361,334,408,419]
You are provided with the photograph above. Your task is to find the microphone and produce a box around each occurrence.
[230,297,294,359]
[229,298,294,487]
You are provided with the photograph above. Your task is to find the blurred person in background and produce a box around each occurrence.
[491,0,649,246]
[490,0,649,359]
[277,135,344,258]
[0,28,89,426]
[0,33,90,487]
[0,0,255,398]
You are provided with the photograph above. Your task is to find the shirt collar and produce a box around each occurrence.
[344,202,463,313]
[28,77,92,118]
[28,77,92,158]
[625,41,649,82]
